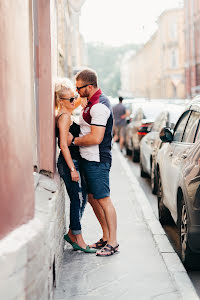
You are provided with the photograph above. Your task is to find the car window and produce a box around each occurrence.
[169,108,183,125]
[152,113,165,131]
[142,104,165,120]
[173,111,190,142]
[137,109,143,121]
[182,111,200,143]
[195,122,200,142]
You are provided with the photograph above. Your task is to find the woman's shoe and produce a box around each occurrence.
[73,242,97,253]
[64,234,74,246]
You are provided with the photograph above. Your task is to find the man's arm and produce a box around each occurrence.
[72,102,110,147]
[74,125,105,146]
[121,109,130,119]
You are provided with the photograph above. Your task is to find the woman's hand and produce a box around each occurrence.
[71,169,79,182]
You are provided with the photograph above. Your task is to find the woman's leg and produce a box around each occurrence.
[71,160,87,248]
[79,164,88,219]
[57,156,88,248]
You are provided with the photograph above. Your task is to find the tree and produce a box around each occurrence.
[86,42,141,97]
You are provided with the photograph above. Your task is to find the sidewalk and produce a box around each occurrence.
[53,148,198,300]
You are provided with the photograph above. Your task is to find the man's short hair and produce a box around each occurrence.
[119,96,123,102]
[75,68,98,88]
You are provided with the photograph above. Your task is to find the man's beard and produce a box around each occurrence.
[82,90,90,98]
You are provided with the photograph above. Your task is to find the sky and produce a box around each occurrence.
[80,0,183,46]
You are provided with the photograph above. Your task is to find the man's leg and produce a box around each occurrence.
[119,126,125,151]
[88,193,109,242]
[113,126,119,143]
[98,196,117,247]
[119,135,124,151]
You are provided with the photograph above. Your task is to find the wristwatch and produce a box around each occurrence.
[70,167,75,172]
[71,136,75,146]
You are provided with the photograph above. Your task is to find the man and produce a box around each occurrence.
[113,96,129,151]
[70,68,118,256]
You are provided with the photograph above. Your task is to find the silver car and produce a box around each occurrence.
[140,104,184,180]
[156,97,200,268]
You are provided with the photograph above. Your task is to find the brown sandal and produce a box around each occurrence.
[90,238,107,249]
[96,243,119,256]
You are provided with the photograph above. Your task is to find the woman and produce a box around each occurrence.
[55,78,96,253]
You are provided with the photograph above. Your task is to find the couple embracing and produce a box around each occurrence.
[56,69,119,257]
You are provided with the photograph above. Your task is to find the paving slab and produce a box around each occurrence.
[53,148,199,300]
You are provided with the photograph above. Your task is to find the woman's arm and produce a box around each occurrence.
[58,114,79,182]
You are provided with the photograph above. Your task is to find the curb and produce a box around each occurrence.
[116,149,199,300]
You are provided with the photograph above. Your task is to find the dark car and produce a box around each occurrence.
[125,102,166,162]
[156,97,200,269]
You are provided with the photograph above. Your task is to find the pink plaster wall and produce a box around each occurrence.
[0,1,34,239]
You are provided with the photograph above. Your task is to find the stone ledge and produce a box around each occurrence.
[0,172,66,300]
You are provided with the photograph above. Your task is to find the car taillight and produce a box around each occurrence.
[137,131,147,136]
[137,124,151,136]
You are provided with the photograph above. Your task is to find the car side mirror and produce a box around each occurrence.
[159,127,173,143]
[171,123,175,129]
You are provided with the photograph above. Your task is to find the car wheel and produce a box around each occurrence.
[157,171,172,225]
[178,195,197,270]
[126,146,132,156]
[140,160,148,178]
[151,161,157,195]
[132,148,139,162]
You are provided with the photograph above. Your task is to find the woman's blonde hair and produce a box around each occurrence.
[55,78,75,111]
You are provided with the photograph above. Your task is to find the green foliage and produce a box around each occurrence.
[86,42,141,97]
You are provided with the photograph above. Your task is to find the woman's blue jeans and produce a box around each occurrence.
[57,153,87,235]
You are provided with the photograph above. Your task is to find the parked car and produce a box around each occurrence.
[156,97,200,268]
[139,104,184,190]
[125,102,166,162]
[123,98,146,115]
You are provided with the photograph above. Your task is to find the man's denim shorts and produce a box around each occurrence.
[81,159,111,200]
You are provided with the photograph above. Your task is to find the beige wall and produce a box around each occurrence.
[159,9,185,99]
[130,33,161,98]
[128,8,185,99]
[57,0,86,79]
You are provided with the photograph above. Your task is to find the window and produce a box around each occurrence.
[173,111,190,142]
[171,50,178,68]
[182,111,200,143]
[170,22,177,40]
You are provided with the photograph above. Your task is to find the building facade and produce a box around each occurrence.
[119,51,136,98]
[0,1,85,299]
[121,8,185,99]
[57,0,86,78]
[185,0,200,98]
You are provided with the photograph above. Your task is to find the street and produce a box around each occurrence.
[126,153,200,297]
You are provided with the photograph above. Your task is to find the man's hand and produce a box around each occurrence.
[81,97,88,109]
[68,132,73,146]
